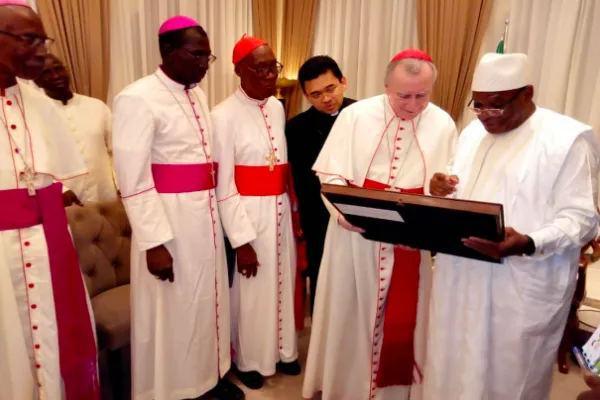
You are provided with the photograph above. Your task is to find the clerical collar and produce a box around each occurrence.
[330,110,339,117]
[155,67,193,91]
[236,86,269,107]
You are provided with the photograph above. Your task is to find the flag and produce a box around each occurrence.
[497,17,509,54]
[496,37,505,54]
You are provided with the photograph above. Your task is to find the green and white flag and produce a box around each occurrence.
[496,37,505,54]
[497,17,509,54]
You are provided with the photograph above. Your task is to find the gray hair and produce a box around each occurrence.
[384,58,438,85]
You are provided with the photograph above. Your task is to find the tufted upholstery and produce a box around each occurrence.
[66,201,132,351]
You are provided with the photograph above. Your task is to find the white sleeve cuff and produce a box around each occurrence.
[527,230,549,258]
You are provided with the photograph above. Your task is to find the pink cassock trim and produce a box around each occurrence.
[121,187,155,199]
[0,183,100,399]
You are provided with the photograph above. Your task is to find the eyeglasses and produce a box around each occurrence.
[186,51,217,65]
[309,84,339,100]
[468,87,526,117]
[247,61,283,78]
[0,31,54,49]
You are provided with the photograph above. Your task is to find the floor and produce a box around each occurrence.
[234,321,589,400]
[239,258,600,399]
[104,261,600,399]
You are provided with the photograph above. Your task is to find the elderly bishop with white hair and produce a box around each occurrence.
[303,49,457,400]
[423,53,599,400]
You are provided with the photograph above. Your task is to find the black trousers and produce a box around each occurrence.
[224,235,236,288]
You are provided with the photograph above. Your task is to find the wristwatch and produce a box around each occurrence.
[523,235,536,256]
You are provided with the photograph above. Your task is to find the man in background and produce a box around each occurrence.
[35,54,118,205]
[303,49,457,400]
[425,53,599,400]
[212,35,300,390]
[112,16,242,400]
[286,55,355,315]
[0,1,99,399]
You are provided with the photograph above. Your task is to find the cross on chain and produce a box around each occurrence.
[265,151,277,172]
[20,166,36,196]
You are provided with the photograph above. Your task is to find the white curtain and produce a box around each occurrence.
[310,0,418,103]
[108,0,253,108]
[508,0,600,136]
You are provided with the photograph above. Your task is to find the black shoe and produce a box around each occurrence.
[233,367,264,390]
[210,378,245,400]
[276,360,301,376]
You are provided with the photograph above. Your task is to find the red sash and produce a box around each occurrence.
[235,163,307,331]
[152,162,217,193]
[234,164,288,196]
[0,183,100,399]
[352,178,423,387]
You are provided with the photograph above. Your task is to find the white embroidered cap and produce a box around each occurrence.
[472,53,531,92]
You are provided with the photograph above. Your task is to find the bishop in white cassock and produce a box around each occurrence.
[112,17,243,400]
[0,2,99,399]
[34,54,117,203]
[304,50,457,400]
[212,36,299,390]
[423,53,600,400]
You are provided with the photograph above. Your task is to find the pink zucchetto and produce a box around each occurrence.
[0,0,31,7]
[158,15,200,35]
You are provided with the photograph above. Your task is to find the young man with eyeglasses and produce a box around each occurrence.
[425,53,599,400]
[0,1,101,399]
[285,56,355,317]
[212,35,300,390]
[303,49,457,400]
[35,54,118,205]
[112,16,244,400]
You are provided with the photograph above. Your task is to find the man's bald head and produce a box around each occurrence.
[0,4,50,82]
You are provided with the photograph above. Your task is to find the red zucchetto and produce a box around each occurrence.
[232,34,268,64]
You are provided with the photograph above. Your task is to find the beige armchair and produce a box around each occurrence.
[66,201,131,399]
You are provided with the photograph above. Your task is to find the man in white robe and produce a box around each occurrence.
[112,16,243,400]
[35,54,117,204]
[0,2,99,399]
[212,35,299,390]
[304,49,457,400]
[424,53,600,400]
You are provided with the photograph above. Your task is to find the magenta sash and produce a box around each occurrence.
[151,162,218,193]
[0,183,100,399]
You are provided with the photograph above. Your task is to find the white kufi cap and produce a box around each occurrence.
[472,53,531,92]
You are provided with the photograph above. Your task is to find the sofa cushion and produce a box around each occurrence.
[92,284,131,351]
[67,201,131,298]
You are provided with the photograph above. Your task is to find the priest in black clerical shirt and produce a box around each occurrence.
[286,56,356,315]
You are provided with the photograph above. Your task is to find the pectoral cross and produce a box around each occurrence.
[19,167,36,196]
[266,151,277,172]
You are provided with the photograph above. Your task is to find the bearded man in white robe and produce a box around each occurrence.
[112,16,243,400]
[424,53,600,400]
[303,49,457,400]
[212,35,300,390]
[0,1,99,399]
